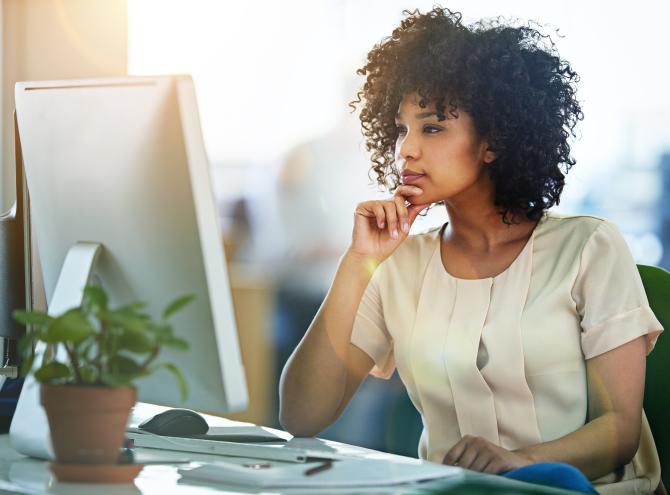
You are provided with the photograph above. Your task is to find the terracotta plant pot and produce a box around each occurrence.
[40,384,136,465]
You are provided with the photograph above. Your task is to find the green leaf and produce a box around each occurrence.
[162,336,190,351]
[79,364,98,384]
[102,355,147,386]
[77,339,95,361]
[115,302,147,316]
[13,310,52,328]
[107,354,141,374]
[34,362,71,383]
[84,286,108,310]
[153,362,189,401]
[44,310,95,344]
[116,328,155,354]
[107,311,149,333]
[20,352,35,377]
[162,294,195,321]
[147,323,171,338]
[18,332,37,358]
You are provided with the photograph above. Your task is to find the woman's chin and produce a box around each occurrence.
[407,194,436,206]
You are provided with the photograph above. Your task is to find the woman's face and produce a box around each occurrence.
[394,93,495,206]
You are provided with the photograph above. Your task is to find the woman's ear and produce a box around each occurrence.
[483,147,496,165]
[478,139,496,165]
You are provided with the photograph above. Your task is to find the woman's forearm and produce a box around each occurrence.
[278,250,378,436]
[516,412,639,480]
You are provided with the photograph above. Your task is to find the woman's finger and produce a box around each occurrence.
[381,201,399,239]
[483,460,505,474]
[471,452,494,473]
[392,195,410,233]
[354,201,386,230]
[443,438,467,466]
[370,201,387,229]
[457,444,481,470]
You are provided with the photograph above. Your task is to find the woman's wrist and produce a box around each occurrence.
[341,249,382,274]
[513,446,540,464]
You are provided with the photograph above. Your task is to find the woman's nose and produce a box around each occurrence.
[397,132,420,161]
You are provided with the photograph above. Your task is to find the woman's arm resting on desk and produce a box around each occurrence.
[278,251,375,437]
[444,336,647,479]
[279,189,428,437]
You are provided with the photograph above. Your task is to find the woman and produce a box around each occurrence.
[279,7,664,494]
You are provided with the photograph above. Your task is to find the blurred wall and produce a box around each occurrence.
[1,0,128,213]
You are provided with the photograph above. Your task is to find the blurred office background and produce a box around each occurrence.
[1,0,668,457]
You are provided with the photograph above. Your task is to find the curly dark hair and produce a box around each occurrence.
[352,7,583,223]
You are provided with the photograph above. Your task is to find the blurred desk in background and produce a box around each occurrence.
[226,263,276,427]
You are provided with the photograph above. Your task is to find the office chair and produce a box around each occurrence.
[638,264,670,494]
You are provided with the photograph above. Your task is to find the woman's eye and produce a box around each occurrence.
[396,125,407,136]
[423,125,443,134]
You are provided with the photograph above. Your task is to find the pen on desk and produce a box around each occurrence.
[304,461,333,476]
[243,463,273,469]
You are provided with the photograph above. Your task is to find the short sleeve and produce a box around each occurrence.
[572,220,664,359]
[350,266,395,379]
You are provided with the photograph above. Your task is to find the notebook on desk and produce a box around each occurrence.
[178,457,462,489]
[127,430,383,464]
[128,431,307,463]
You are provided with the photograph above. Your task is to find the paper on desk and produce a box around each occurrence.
[178,458,461,488]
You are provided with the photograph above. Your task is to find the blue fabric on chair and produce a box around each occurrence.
[502,462,598,494]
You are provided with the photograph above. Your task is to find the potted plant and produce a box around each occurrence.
[13,285,193,469]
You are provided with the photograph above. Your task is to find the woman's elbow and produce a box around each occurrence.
[617,416,641,466]
[619,434,640,466]
[278,409,324,438]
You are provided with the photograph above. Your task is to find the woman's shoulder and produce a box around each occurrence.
[538,211,617,242]
[534,212,635,267]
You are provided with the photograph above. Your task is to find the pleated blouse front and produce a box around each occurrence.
[350,212,664,494]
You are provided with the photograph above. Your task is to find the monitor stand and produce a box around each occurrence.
[9,242,101,459]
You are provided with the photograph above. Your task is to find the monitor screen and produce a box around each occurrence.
[11,76,248,438]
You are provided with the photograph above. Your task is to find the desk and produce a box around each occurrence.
[0,404,580,494]
[0,439,582,494]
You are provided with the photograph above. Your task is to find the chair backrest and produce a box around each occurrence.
[637,264,670,487]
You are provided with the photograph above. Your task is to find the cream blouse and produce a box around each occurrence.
[351,212,664,494]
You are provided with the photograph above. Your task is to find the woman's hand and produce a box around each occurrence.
[442,435,535,474]
[348,185,429,263]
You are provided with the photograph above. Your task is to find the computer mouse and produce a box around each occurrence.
[138,408,209,436]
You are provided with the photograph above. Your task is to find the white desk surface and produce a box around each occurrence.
[0,436,581,495]
[0,403,579,494]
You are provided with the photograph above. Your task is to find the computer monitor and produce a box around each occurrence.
[9,75,249,458]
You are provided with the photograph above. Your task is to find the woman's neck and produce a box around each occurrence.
[443,202,537,254]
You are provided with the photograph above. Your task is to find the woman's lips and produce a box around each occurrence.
[401,174,425,184]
